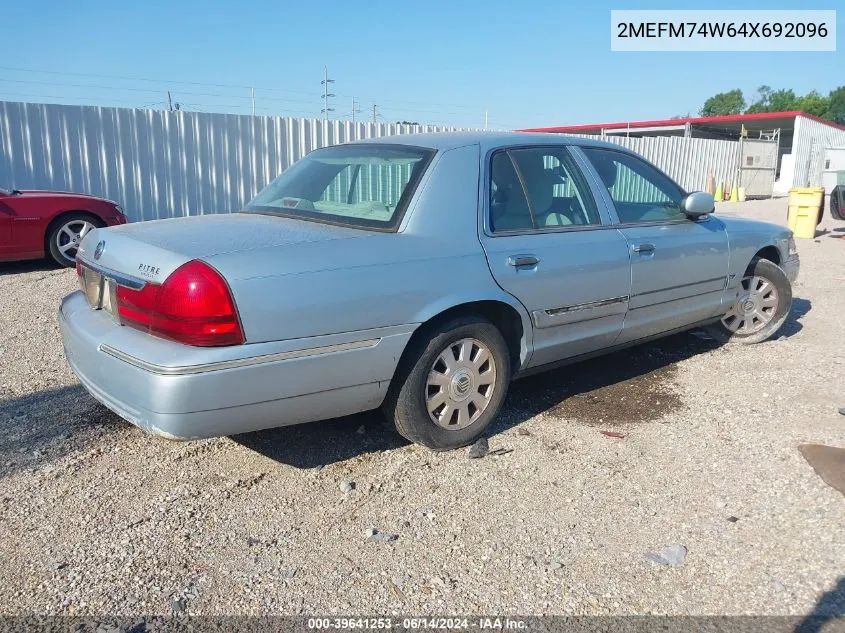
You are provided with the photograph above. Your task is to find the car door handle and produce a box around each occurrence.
[631,243,655,253]
[507,254,539,268]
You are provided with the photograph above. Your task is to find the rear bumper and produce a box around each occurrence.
[782,256,800,283]
[59,291,414,439]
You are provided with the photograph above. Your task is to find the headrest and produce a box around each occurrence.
[593,156,618,188]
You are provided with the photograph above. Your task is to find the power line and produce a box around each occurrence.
[0,91,161,106]
[0,64,553,120]
[0,65,316,95]
[0,76,320,106]
[0,88,497,126]
[0,75,523,126]
[0,90,321,118]
[0,64,566,126]
[335,92,480,111]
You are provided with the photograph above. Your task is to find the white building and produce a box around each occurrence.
[525,111,845,197]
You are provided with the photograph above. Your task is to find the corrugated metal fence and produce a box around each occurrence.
[1,101,743,222]
[0,101,472,222]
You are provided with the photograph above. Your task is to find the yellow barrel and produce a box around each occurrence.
[787,187,824,239]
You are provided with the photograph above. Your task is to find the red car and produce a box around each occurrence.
[0,188,126,267]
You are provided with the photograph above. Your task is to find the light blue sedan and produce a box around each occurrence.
[60,132,799,450]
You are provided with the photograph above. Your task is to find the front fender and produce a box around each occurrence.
[722,216,792,285]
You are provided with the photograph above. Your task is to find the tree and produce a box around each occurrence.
[700,89,745,116]
[825,86,845,125]
[745,86,798,113]
[746,85,773,113]
[795,91,829,118]
[767,89,798,112]
[699,86,842,123]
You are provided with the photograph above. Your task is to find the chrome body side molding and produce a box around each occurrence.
[99,338,381,376]
[532,295,630,329]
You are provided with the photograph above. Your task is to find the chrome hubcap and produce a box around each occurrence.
[721,275,779,335]
[57,220,96,260]
[426,338,496,430]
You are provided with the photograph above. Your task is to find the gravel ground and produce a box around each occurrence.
[1,198,843,617]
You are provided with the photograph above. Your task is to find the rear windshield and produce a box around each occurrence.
[245,144,435,230]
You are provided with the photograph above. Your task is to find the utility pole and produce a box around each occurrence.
[372,104,378,124]
[167,91,173,112]
[351,97,361,124]
[484,110,488,130]
[320,66,335,122]
[251,87,256,116]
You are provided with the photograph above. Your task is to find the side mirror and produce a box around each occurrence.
[682,191,715,218]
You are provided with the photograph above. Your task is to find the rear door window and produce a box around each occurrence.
[510,148,600,227]
[490,152,534,232]
[489,147,600,232]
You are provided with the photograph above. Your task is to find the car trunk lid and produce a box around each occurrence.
[76,212,369,284]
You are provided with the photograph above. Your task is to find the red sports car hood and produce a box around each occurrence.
[8,189,116,204]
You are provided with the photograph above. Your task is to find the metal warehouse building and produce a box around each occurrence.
[524,111,845,198]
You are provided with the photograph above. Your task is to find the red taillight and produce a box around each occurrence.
[116,260,244,346]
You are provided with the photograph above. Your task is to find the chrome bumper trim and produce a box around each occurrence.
[98,338,381,376]
[77,257,147,290]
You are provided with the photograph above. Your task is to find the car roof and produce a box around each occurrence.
[351,131,630,154]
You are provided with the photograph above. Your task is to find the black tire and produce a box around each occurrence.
[46,213,103,267]
[705,257,793,345]
[383,314,511,450]
[831,187,845,221]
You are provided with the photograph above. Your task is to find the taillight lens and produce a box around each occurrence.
[116,260,244,346]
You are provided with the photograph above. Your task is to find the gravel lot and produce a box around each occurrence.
[1,198,843,617]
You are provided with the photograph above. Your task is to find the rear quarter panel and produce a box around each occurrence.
[207,143,533,365]
[1,196,51,256]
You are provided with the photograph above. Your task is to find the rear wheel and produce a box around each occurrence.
[705,257,792,344]
[383,314,511,450]
[47,213,102,267]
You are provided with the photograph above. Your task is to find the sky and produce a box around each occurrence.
[1,0,841,129]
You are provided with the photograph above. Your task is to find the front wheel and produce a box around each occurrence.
[383,314,511,450]
[705,257,793,345]
[47,213,102,267]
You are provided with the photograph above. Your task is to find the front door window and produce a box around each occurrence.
[581,148,686,224]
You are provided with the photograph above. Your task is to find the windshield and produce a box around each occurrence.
[245,144,435,231]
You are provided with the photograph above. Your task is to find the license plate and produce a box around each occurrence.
[79,264,118,318]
